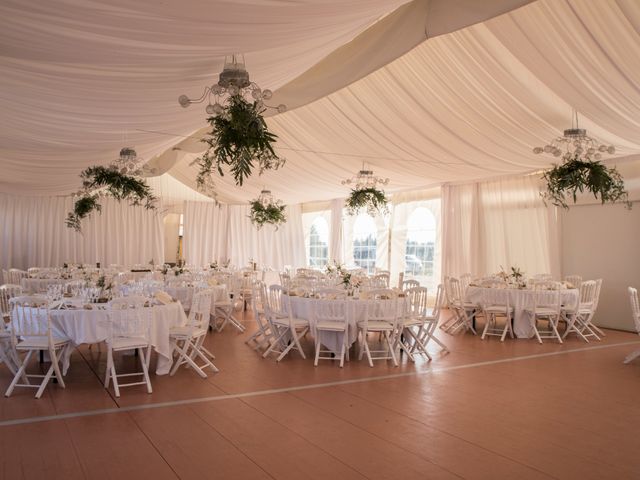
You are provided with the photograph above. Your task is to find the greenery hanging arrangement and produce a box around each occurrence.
[541,156,631,209]
[66,166,157,231]
[194,95,285,192]
[345,187,389,216]
[249,191,286,230]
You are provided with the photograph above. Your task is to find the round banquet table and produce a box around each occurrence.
[465,286,579,338]
[283,294,407,354]
[164,284,228,310]
[12,301,187,375]
[21,277,71,294]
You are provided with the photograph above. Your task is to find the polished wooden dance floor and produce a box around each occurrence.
[1,311,639,479]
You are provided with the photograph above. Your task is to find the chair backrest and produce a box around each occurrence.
[481,287,510,310]
[593,278,603,311]
[251,281,267,316]
[9,295,51,342]
[402,279,420,291]
[2,269,8,284]
[188,289,213,330]
[578,280,598,310]
[628,287,640,333]
[8,269,28,285]
[430,284,445,322]
[313,299,348,326]
[364,296,400,327]
[459,273,473,291]
[406,286,428,318]
[265,284,286,319]
[531,289,561,314]
[564,275,582,288]
[0,284,23,318]
[446,277,464,308]
[106,301,150,342]
[371,273,390,288]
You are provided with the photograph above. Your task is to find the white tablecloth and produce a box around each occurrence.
[283,295,406,354]
[21,278,70,293]
[13,302,187,375]
[465,286,579,338]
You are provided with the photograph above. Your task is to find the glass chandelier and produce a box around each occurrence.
[257,189,280,207]
[533,110,615,162]
[178,54,286,115]
[341,163,389,190]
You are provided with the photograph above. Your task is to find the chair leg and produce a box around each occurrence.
[5,350,33,397]
[110,352,120,398]
[314,340,321,367]
[139,347,153,393]
[35,364,55,399]
[50,348,65,389]
[623,348,640,364]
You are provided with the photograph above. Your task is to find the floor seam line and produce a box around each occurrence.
[1,339,638,427]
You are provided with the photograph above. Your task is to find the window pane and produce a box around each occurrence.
[353,215,377,274]
[404,207,436,279]
[308,217,329,266]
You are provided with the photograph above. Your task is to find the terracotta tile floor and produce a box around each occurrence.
[1,310,640,479]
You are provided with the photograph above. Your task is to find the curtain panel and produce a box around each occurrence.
[0,194,164,270]
[183,201,229,266]
[442,175,560,279]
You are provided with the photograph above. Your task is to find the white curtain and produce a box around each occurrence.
[329,198,344,264]
[442,175,560,278]
[0,193,164,270]
[227,204,306,271]
[183,201,229,266]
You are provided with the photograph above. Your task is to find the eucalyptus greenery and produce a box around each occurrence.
[249,200,287,230]
[66,165,157,231]
[345,187,389,216]
[541,156,631,209]
[194,95,285,193]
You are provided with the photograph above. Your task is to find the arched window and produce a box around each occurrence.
[405,207,436,278]
[353,214,377,274]
[308,217,329,266]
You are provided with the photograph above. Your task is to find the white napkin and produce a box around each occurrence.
[154,291,173,305]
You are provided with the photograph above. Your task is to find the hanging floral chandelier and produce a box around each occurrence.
[178,54,286,115]
[342,164,390,216]
[533,110,615,162]
[249,189,287,230]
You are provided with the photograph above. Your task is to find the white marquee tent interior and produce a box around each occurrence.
[2,0,640,333]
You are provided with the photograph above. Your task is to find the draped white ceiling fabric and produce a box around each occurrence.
[1,0,640,206]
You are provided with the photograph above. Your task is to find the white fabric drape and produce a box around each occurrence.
[329,199,345,264]
[442,175,560,278]
[0,194,164,270]
[226,204,306,271]
[183,201,229,266]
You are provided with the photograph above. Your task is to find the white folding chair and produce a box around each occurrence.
[262,285,310,361]
[8,269,28,286]
[5,295,70,398]
[357,289,399,367]
[624,287,640,364]
[104,296,152,397]
[313,299,350,367]
[480,288,514,342]
[213,277,246,333]
[443,277,477,335]
[562,280,599,342]
[415,284,449,353]
[398,286,429,361]
[244,281,274,351]
[0,284,23,321]
[526,289,563,344]
[170,289,218,377]
[370,273,390,288]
